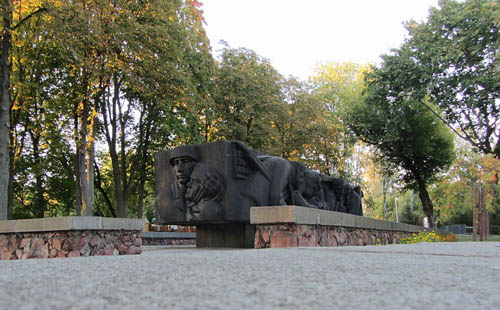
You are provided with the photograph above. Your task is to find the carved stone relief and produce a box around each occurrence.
[154,141,363,225]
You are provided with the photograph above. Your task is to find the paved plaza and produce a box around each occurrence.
[1,242,499,309]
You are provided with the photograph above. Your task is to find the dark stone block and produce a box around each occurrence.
[196,224,255,248]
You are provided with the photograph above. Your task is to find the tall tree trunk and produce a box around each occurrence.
[30,101,45,218]
[479,182,486,241]
[74,110,82,216]
[137,116,151,219]
[416,177,434,228]
[86,126,95,214]
[117,77,129,217]
[75,149,82,216]
[7,150,13,219]
[137,177,145,219]
[110,143,126,217]
[87,98,98,213]
[0,0,12,220]
[7,99,17,220]
[382,178,387,220]
[32,135,45,218]
[102,76,126,218]
[471,184,478,241]
[6,107,24,220]
[473,201,479,242]
[79,98,93,216]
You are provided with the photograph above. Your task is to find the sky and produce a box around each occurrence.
[201,0,439,81]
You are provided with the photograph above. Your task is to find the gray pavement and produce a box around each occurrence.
[1,242,499,310]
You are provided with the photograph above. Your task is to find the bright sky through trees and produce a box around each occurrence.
[202,0,439,80]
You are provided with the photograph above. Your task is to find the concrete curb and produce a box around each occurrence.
[250,206,422,232]
[0,217,145,233]
[142,231,196,239]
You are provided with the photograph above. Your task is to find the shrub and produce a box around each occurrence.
[442,233,457,242]
[490,225,500,235]
[400,231,456,244]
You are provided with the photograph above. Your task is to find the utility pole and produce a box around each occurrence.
[410,190,414,212]
[394,197,399,223]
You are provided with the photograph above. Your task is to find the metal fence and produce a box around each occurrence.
[441,224,469,235]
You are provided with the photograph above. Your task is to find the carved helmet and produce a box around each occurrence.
[169,145,200,166]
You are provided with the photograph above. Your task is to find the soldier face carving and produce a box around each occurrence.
[171,156,196,185]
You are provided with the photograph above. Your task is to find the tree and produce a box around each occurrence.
[114,0,215,218]
[52,0,216,218]
[267,77,320,160]
[309,62,370,179]
[348,51,456,226]
[92,0,194,218]
[8,0,62,219]
[0,0,12,220]
[431,139,500,226]
[212,44,283,151]
[2,0,216,220]
[403,0,500,159]
[1,0,48,220]
[361,0,499,226]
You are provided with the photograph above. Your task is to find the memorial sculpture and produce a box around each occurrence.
[155,141,363,225]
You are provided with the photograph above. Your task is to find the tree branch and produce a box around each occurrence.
[12,8,48,31]
[94,160,116,218]
[417,99,479,145]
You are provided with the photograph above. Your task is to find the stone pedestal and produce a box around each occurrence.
[196,224,255,248]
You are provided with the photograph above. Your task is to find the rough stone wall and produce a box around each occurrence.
[142,238,196,246]
[255,224,412,248]
[0,230,142,260]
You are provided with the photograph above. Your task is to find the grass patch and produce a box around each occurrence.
[454,234,500,242]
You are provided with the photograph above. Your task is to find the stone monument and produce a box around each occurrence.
[154,141,363,246]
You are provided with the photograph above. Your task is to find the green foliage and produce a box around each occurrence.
[404,0,500,158]
[211,43,283,151]
[350,70,456,191]
[6,0,217,219]
[14,0,497,226]
[363,182,425,225]
[270,77,348,176]
[431,141,500,226]
[308,62,369,179]
[360,0,500,227]
[347,47,456,224]
[265,77,314,159]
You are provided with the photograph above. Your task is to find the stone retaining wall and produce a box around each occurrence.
[254,224,413,248]
[0,230,142,259]
[251,206,422,249]
[0,217,145,260]
[143,238,196,246]
[142,231,196,246]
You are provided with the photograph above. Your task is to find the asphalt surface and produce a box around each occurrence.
[1,242,499,310]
